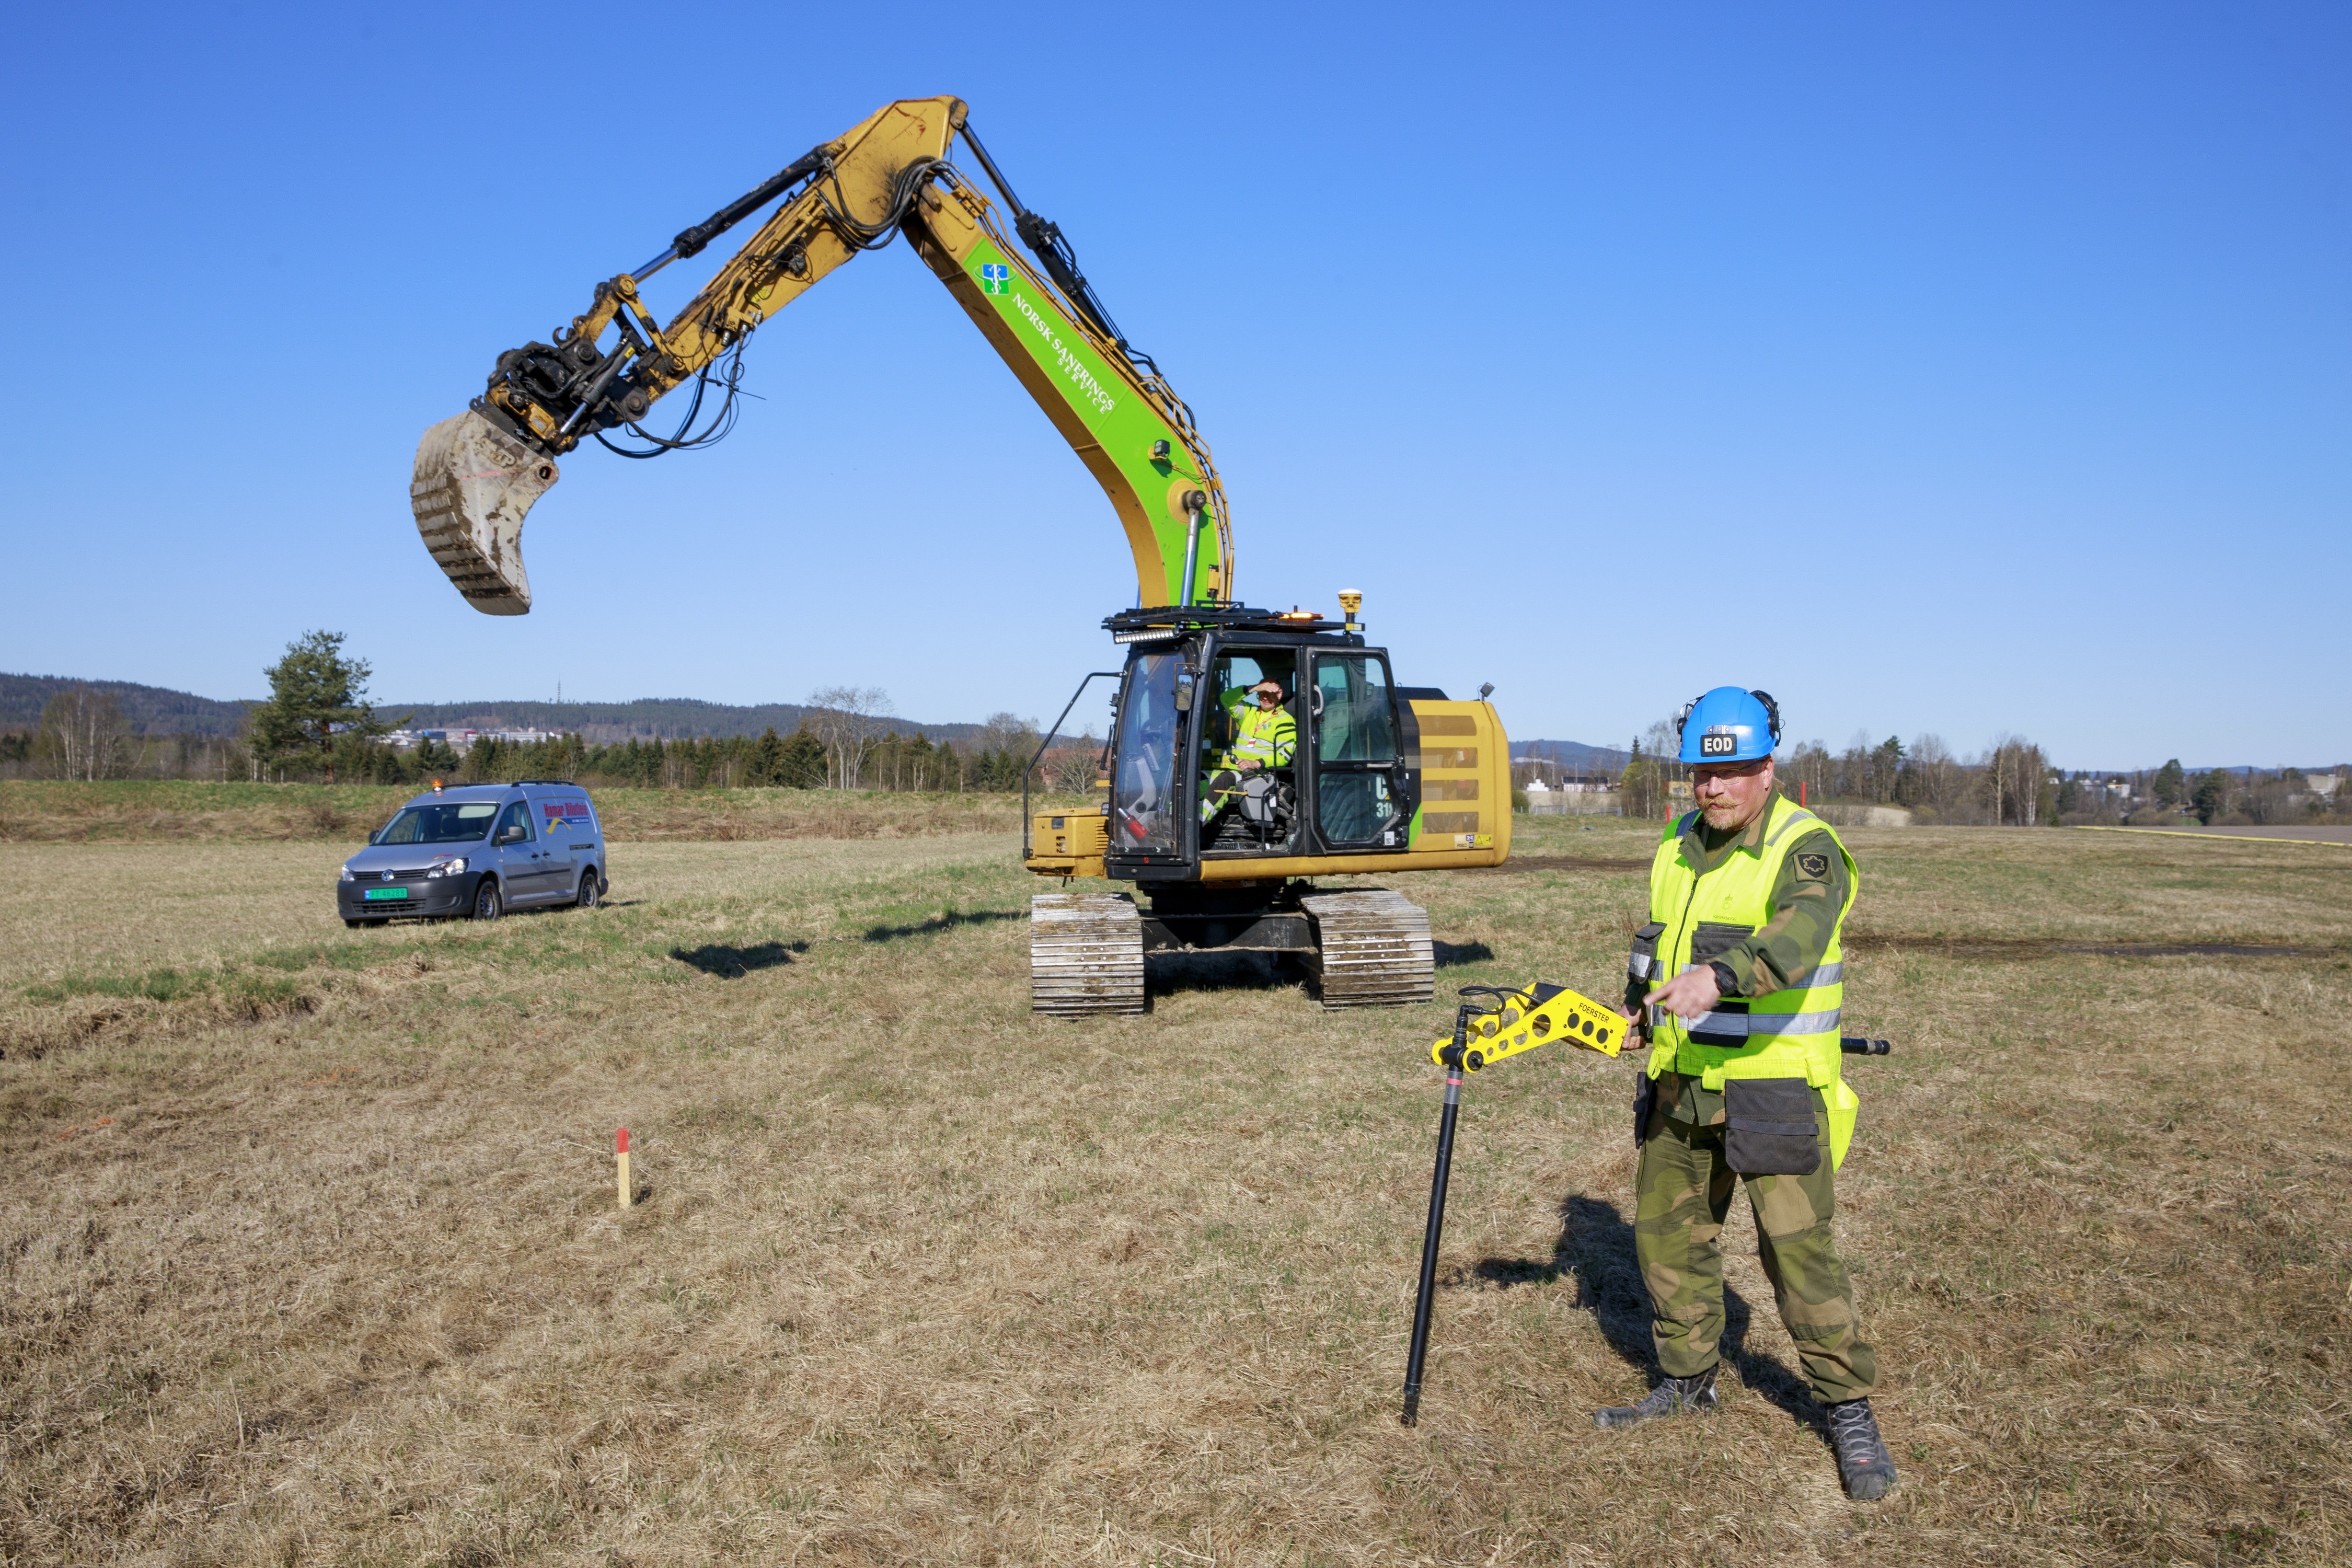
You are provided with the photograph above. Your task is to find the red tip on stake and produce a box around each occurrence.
[617,1127,630,1154]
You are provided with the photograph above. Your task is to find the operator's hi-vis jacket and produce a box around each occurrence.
[1632,794,1863,1165]
[1220,696,1296,770]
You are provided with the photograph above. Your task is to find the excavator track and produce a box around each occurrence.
[1302,889,1435,1009]
[1030,891,1146,1017]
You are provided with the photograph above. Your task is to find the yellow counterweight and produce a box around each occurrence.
[1429,981,1628,1071]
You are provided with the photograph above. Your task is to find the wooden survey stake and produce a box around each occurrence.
[616,1127,632,1210]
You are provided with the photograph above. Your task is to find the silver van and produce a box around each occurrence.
[339,780,608,926]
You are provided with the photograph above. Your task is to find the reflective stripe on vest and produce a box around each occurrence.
[1232,706,1294,765]
[1645,797,1859,1090]
[1630,956,1843,987]
[1680,1006,1846,1040]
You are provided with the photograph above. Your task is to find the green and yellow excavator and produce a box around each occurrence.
[409,96,1511,1015]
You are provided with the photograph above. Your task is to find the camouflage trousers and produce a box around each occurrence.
[1633,1079,1877,1402]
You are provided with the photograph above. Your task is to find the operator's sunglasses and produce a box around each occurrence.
[1691,757,1771,780]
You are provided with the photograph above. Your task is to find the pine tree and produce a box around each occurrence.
[2191,770,2229,825]
[778,725,827,788]
[247,630,402,784]
[751,726,787,786]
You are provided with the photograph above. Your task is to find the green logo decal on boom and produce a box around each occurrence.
[978,262,1011,296]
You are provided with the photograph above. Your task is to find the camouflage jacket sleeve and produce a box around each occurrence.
[1715,828,1849,997]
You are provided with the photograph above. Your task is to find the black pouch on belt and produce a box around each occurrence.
[1625,921,1666,1014]
[1722,1077,1821,1177]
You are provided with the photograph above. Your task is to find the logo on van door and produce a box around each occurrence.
[541,800,591,830]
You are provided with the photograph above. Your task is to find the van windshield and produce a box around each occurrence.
[375,801,500,845]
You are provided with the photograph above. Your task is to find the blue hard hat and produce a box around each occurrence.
[1675,687,1782,765]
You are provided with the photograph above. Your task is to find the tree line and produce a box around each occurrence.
[14,634,2338,825]
[1518,712,2349,828]
[2060,759,2344,828]
[0,633,1103,796]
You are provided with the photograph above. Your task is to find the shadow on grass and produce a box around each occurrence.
[1148,949,1300,1002]
[858,908,1024,942]
[1472,1192,1820,1425]
[669,940,807,977]
[1434,939,1495,968]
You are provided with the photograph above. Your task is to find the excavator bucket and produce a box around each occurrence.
[409,410,559,615]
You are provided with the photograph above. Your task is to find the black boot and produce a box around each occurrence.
[1594,1365,1719,1429]
[1826,1397,1897,1500]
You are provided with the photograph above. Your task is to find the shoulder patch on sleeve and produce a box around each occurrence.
[1793,851,1830,880]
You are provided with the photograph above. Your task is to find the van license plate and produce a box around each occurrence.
[364,887,409,901]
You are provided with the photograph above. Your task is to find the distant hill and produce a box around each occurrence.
[0,675,984,744]
[0,673,253,736]
[381,699,982,745]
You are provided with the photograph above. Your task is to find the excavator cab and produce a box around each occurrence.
[1025,605,1511,1016]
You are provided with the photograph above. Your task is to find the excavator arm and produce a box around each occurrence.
[410,96,1233,616]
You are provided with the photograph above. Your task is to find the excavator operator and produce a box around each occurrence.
[1199,678,1296,827]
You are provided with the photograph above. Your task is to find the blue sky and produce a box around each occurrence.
[2,3,2344,768]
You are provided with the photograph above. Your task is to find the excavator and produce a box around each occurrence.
[409,96,1511,1016]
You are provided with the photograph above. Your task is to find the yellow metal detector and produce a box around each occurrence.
[1428,980,1630,1071]
[1397,983,1892,1427]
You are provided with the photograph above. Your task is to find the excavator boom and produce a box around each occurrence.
[410,97,1233,615]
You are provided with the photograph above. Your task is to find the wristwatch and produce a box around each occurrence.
[1708,960,1738,996]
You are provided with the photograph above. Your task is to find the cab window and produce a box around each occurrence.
[1208,651,1298,757]
[1316,656,1397,763]
[1111,652,1183,854]
[1314,654,1401,846]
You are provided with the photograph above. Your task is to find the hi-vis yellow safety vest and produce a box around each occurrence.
[1635,795,1863,1162]
[1228,702,1295,768]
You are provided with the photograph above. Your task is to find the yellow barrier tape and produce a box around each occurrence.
[2072,826,2350,848]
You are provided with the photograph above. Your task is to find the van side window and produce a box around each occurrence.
[494,801,534,843]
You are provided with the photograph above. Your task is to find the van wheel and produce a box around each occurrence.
[575,871,601,910]
[473,880,502,921]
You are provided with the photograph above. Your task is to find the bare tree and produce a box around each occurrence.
[36,686,129,781]
[1903,733,1960,820]
[1044,731,1103,793]
[1619,739,1666,819]
[1779,740,1832,805]
[806,686,895,789]
[979,711,1041,757]
[1978,734,2047,826]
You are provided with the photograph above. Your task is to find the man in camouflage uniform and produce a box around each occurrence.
[1596,686,1896,1502]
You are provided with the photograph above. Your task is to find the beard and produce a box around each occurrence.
[1698,795,1747,827]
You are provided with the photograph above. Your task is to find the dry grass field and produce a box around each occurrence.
[0,782,1047,846]
[3,797,2349,1565]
